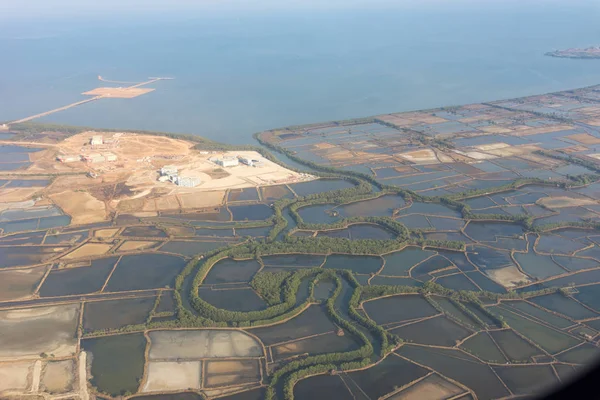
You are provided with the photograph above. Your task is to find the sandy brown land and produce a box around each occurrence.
[60,243,112,260]
[390,374,465,400]
[82,87,154,98]
[152,195,181,211]
[94,228,120,238]
[179,191,226,208]
[486,266,531,288]
[0,360,33,392]
[397,148,438,163]
[120,197,148,213]
[164,226,195,237]
[204,360,260,388]
[142,361,201,392]
[148,330,263,360]
[454,150,497,160]
[537,196,598,209]
[40,359,74,394]
[566,133,600,145]
[485,145,540,158]
[79,351,89,400]
[50,190,107,224]
[118,241,159,252]
[0,188,44,203]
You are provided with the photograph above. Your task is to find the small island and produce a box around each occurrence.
[546,46,600,59]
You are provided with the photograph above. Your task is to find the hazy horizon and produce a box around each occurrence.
[1,0,597,18]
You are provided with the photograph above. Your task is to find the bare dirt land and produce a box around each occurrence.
[178,191,226,208]
[50,190,107,224]
[486,265,531,288]
[117,241,159,251]
[94,228,120,238]
[204,359,261,388]
[0,187,44,203]
[566,133,600,145]
[60,243,112,260]
[390,374,466,400]
[537,196,598,209]
[148,330,263,360]
[0,304,79,361]
[82,87,155,98]
[40,359,74,394]
[142,361,201,392]
[397,148,439,163]
[0,360,33,392]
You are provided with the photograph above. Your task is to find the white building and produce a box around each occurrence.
[90,135,103,145]
[82,153,105,163]
[238,156,254,167]
[176,176,202,187]
[216,156,239,167]
[56,155,80,163]
[160,165,178,176]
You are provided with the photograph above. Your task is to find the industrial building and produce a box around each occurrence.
[160,165,178,176]
[215,156,239,167]
[157,165,200,187]
[56,155,80,163]
[82,153,105,163]
[176,176,202,187]
[81,153,117,163]
[90,135,103,145]
[238,156,254,167]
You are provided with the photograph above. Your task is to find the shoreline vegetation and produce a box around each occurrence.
[3,83,600,399]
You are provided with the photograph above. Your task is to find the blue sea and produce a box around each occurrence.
[1,2,600,144]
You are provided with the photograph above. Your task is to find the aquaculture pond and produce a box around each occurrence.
[0,246,68,268]
[397,345,511,399]
[336,194,406,217]
[249,305,337,345]
[381,247,436,276]
[260,254,325,268]
[7,88,600,399]
[83,296,156,332]
[103,254,186,292]
[296,204,339,224]
[204,258,262,284]
[0,265,48,301]
[39,257,118,297]
[198,287,267,312]
[229,204,273,221]
[159,240,232,257]
[322,254,382,274]
[82,333,146,396]
[363,294,438,325]
[342,354,429,399]
[227,188,259,202]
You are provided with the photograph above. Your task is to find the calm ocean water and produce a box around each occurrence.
[1,4,600,144]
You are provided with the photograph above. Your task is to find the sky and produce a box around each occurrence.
[1,0,594,18]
